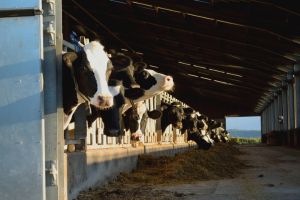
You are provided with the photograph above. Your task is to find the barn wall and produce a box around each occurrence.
[0,6,46,200]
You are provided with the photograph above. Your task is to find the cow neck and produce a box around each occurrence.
[69,53,91,112]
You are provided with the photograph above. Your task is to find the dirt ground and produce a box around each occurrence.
[75,143,247,200]
[160,144,300,200]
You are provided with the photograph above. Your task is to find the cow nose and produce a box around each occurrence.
[98,96,104,104]
[176,122,183,128]
[98,95,113,107]
[165,76,172,82]
[163,76,174,91]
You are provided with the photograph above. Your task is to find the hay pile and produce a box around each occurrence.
[76,143,247,200]
[119,143,246,184]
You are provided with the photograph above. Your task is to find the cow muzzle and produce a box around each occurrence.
[97,95,113,109]
[162,75,174,91]
[174,122,183,129]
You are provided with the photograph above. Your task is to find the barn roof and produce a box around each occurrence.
[63,0,300,118]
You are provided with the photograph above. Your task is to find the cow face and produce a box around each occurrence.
[182,109,198,133]
[86,80,125,137]
[123,101,161,141]
[144,69,174,96]
[109,53,145,100]
[208,119,222,130]
[133,62,157,90]
[81,41,114,109]
[122,69,175,113]
[161,102,184,133]
[181,108,214,149]
[221,130,230,143]
[187,131,214,150]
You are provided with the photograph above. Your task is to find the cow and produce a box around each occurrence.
[221,130,230,142]
[122,69,174,113]
[182,108,214,149]
[62,41,114,129]
[160,102,185,134]
[123,101,161,141]
[207,119,223,143]
[209,122,230,143]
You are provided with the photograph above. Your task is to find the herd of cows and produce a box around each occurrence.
[62,40,230,150]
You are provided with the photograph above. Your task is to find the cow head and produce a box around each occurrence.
[161,102,184,133]
[181,108,214,150]
[122,69,175,113]
[63,41,114,109]
[109,53,145,100]
[123,101,161,141]
[86,79,126,137]
[144,69,174,95]
[133,62,157,90]
[187,131,214,150]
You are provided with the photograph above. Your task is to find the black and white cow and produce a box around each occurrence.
[160,102,185,133]
[122,69,174,113]
[208,121,230,143]
[182,108,214,150]
[63,41,114,129]
[123,101,161,141]
[207,119,223,142]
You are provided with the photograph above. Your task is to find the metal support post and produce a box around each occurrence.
[277,90,283,131]
[274,93,279,131]
[293,64,300,146]
[43,0,64,199]
[281,81,288,131]
[281,81,288,145]
[294,64,300,128]
[287,71,295,130]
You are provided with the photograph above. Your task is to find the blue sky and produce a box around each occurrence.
[226,116,261,130]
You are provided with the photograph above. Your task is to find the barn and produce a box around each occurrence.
[0,1,300,200]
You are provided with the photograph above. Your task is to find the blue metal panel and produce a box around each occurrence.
[1,0,41,10]
[0,16,45,200]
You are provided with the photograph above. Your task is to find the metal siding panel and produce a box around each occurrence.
[1,0,41,10]
[0,16,44,200]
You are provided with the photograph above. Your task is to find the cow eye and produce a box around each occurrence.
[141,71,149,79]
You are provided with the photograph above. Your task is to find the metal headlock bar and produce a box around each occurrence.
[0,9,43,18]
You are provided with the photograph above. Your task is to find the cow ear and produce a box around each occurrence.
[111,54,132,70]
[108,79,122,86]
[63,52,78,69]
[147,110,162,119]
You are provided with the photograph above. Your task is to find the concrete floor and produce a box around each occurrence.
[162,144,300,200]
